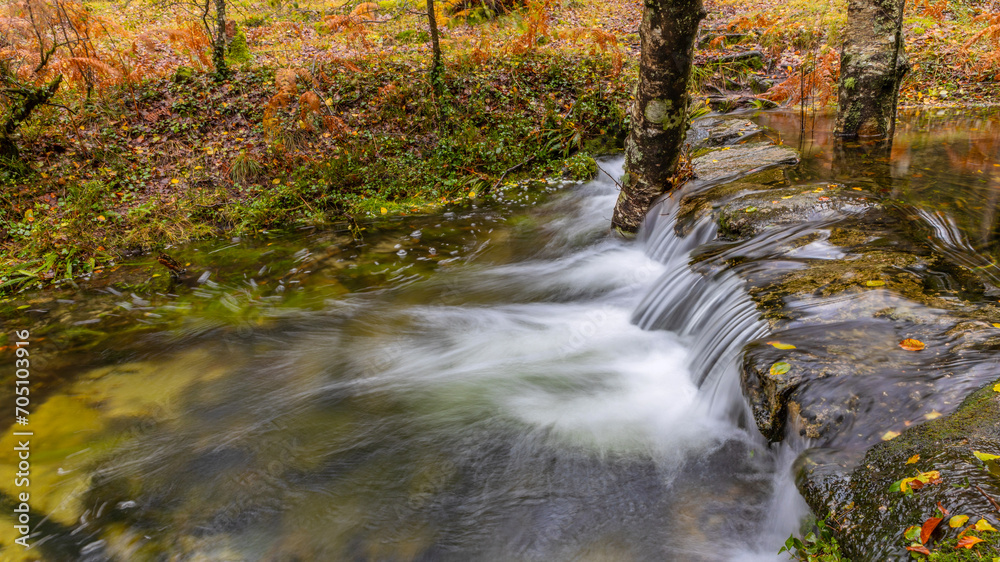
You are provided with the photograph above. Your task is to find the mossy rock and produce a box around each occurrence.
[796,379,1000,561]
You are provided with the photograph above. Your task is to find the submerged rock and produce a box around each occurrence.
[796,380,1000,560]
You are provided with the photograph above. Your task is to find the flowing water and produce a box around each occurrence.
[3,109,1000,561]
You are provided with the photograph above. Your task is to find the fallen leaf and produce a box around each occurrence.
[921,516,943,544]
[974,451,1000,462]
[907,454,921,464]
[994,383,1000,393]
[468,191,477,199]
[883,431,901,441]
[97,215,106,222]
[272,178,281,185]
[767,341,796,350]
[904,525,922,541]
[906,545,931,555]
[171,178,180,184]
[900,338,926,351]
[924,411,942,420]
[974,519,997,532]
[950,515,970,528]
[866,280,886,287]
[956,536,984,549]
[769,362,791,376]
[993,323,1000,329]
[818,196,830,201]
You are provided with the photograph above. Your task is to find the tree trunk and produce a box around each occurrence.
[0,75,63,170]
[212,0,230,79]
[427,0,443,94]
[835,0,908,140]
[611,0,706,237]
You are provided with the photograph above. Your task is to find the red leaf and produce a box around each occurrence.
[921,516,943,544]
[955,536,984,549]
[906,545,931,555]
[937,502,950,517]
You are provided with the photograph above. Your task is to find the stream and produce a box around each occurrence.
[2,108,999,561]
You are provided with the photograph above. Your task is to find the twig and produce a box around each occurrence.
[485,155,536,195]
[976,485,1000,514]
[596,163,623,190]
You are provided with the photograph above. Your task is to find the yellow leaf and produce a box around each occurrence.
[171,178,180,184]
[769,362,791,376]
[273,179,281,185]
[97,215,106,222]
[975,519,997,532]
[866,280,886,287]
[994,323,1000,329]
[899,338,926,351]
[950,515,970,528]
[882,431,900,441]
[380,207,388,215]
[767,341,796,350]
[24,209,33,222]
[906,454,920,464]
[994,383,1000,393]
[974,451,1000,462]
[468,191,477,199]
[924,411,942,420]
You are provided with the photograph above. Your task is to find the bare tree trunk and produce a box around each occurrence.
[212,0,230,79]
[427,0,443,94]
[835,0,908,140]
[611,0,706,237]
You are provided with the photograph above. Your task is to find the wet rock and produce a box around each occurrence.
[796,380,1000,561]
[690,142,800,187]
[716,186,878,240]
[685,117,770,151]
[741,315,1000,446]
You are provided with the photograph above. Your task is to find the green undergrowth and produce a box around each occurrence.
[1,50,631,295]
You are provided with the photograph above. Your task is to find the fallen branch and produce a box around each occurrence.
[484,155,535,195]
[976,485,1000,514]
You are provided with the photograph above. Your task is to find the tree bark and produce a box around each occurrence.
[835,0,908,140]
[212,0,230,79]
[612,0,706,237]
[427,0,443,94]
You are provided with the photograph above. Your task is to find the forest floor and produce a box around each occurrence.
[2,0,999,293]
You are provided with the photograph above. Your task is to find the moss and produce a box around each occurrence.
[227,28,251,65]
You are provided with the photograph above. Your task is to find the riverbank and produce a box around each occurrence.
[3,0,1000,296]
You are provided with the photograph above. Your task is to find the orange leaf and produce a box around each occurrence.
[921,516,942,544]
[955,536,984,549]
[900,338,926,351]
[906,545,931,555]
